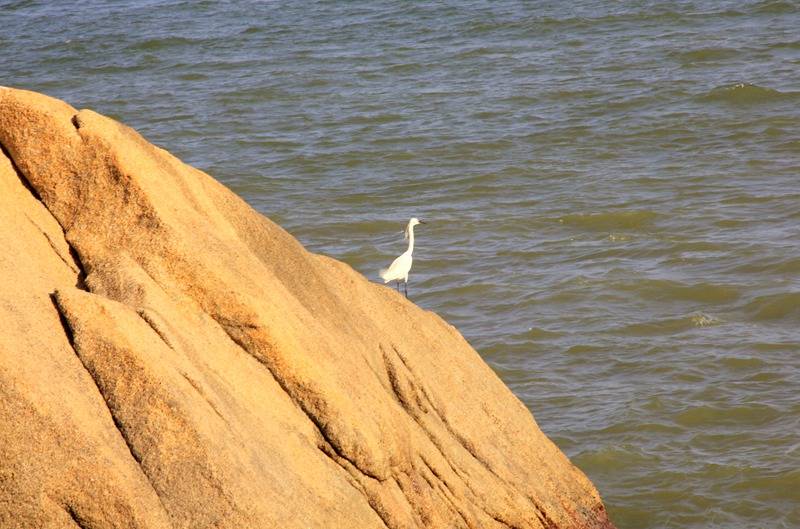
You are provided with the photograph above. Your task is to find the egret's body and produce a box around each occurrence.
[380,217,424,297]
[382,252,413,284]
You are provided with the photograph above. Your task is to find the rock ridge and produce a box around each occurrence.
[0,87,615,529]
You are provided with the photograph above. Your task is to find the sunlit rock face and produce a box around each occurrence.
[0,87,615,529]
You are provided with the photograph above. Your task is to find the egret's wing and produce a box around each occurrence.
[380,253,412,282]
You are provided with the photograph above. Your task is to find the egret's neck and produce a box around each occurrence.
[406,224,415,254]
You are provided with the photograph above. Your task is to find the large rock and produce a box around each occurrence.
[0,87,615,529]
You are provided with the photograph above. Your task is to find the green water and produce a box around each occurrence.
[4,1,799,527]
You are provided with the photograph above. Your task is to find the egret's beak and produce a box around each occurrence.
[419,220,427,224]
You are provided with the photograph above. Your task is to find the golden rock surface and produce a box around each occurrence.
[0,87,614,529]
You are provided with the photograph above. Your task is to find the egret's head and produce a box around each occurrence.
[404,217,425,240]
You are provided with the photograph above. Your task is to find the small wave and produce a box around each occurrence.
[719,356,768,370]
[564,344,606,355]
[606,233,631,242]
[617,278,741,304]
[730,469,800,500]
[599,421,681,435]
[4,0,41,9]
[449,46,494,60]
[743,292,800,321]
[674,403,780,427]
[747,371,787,382]
[772,40,800,50]
[752,0,798,14]
[383,62,423,74]
[521,327,564,340]
[215,86,289,104]
[773,257,800,274]
[572,445,651,471]
[176,72,208,81]
[673,47,738,65]
[613,312,722,336]
[557,210,657,231]
[720,193,786,205]
[304,78,330,88]
[437,283,497,297]
[614,317,689,336]
[731,256,800,275]
[340,113,405,125]
[545,88,606,101]
[85,63,144,74]
[751,341,800,352]
[700,83,800,105]
[128,36,200,52]
[690,312,722,327]
[472,109,506,120]
[234,138,304,149]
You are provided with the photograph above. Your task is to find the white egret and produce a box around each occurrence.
[379,217,425,297]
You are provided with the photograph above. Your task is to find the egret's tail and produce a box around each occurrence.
[379,268,389,282]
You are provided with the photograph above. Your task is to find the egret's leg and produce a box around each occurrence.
[395,281,400,292]
[404,281,408,298]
